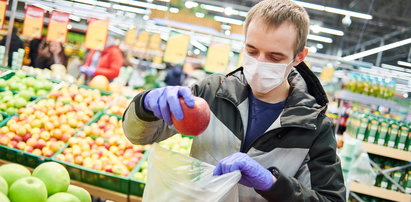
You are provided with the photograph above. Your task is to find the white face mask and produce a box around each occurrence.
[242,52,294,94]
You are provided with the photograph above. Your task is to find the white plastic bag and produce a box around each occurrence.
[142,144,241,202]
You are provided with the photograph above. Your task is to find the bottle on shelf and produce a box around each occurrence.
[387,121,400,149]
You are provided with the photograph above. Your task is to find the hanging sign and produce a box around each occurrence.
[46,11,70,42]
[204,42,231,73]
[0,0,7,29]
[136,31,150,49]
[22,6,45,39]
[149,33,161,49]
[163,31,190,64]
[85,18,108,50]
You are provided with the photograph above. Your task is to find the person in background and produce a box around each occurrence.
[35,41,68,69]
[80,36,123,80]
[164,64,186,86]
[0,27,23,67]
[28,35,46,67]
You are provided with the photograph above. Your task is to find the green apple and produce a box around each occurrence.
[47,193,80,202]
[5,107,17,114]
[36,90,48,97]
[32,162,70,196]
[18,90,32,101]
[15,70,27,78]
[0,192,9,202]
[9,176,47,202]
[0,114,3,122]
[0,163,31,187]
[0,79,6,88]
[66,185,91,202]
[14,97,28,108]
[0,175,7,195]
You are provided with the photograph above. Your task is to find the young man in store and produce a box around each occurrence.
[123,0,346,201]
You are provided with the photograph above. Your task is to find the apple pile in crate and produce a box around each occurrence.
[0,99,94,157]
[55,115,148,176]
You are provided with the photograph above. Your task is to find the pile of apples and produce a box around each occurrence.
[0,99,94,157]
[0,162,91,202]
[133,134,193,182]
[107,96,131,116]
[0,90,31,115]
[47,85,114,112]
[0,70,55,97]
[55,115,148,176]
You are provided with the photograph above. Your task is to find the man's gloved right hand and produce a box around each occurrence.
[143,86,195,125]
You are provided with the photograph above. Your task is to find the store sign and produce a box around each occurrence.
[22,6,45,39]
[136,31,149,48]
[163,31,190,64]
[85,18,108,50]
[0,0,7,29]
[320,66,335,82]
[205,42,231,73]
[47,11,70,42]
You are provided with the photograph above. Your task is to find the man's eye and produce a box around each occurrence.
[270,57,282,62]
[247,51,257,55]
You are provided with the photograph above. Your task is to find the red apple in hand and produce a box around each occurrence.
[171,97,210,136]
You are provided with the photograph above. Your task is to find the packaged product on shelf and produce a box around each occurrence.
[387,122,399,148]
[397,124,409,150]
[366,119,379,144]
[405,170,411,194]
[356,116,369,141]
[391,171,403,191]
[377,120,389,146]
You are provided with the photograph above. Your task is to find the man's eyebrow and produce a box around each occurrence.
[246,44,287,57]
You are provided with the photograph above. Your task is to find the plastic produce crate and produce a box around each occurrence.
[128,150,149,197]
[0,144,48,168]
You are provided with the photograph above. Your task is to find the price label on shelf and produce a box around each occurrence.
[85,18,108,51]
[47,11,70,43]
[22,6,45,39]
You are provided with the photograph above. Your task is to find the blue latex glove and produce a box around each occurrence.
[143,86,195,125]
[213,152,275,191]
[79,65,96,76]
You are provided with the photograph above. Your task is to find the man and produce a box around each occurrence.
[123,0,346,201]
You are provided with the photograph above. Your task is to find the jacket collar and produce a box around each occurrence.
[216,62,328,130]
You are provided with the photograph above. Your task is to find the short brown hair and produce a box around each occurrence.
[244,0,309,55]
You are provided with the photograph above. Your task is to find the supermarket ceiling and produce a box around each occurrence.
[15,0,411,67]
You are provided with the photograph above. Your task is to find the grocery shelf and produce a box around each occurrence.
[350,182,411,202]
[335,90,404,110]
[362,142,411,162]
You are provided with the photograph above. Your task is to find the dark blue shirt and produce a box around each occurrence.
[243,93,286,152]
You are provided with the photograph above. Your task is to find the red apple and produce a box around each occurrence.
[171,97,210,136]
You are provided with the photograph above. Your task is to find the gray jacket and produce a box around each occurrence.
[123,62,346,201]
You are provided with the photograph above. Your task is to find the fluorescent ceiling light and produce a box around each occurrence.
[343,38,411,61]
[397,61,411,68]
[113,4,146,14]
[185,1,198,8]
[69,14,81,22]
[72,0,97,4]
[224,7,238,16]
[191,40,207,52]
[381,64,408,72]
[293,0,372,20]
[307,34,333,43]
[33,3,53,11]
[310,25,344,36]
[238,11,248,17]
[109,25,126,35]
[195,12,205,18]
[96,2,111,7]
[214,16,243,25]
[169,7,179,13]
[110,0,167,11]
[201,4,224,13]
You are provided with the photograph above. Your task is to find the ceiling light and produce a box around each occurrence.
[343,38,411,61]
[72,0,97,5]
[224,7,237,16]
[214,16,243,25]
[33,3,53,11]
[113,4,147,14]
[397,61,411,68]
[143,15,149,20]
[316,43,324,49]
[194,49,201,55]
[308,46,317,53]
[147,0,153,2]
[293,0,372,20]
[381,64,408,72]
[195,12,205,18]
[310,25,344,36]
[238,11,248,17]
[67,24,72,29]
[191,40,207,52]
[307,34,333,43]
[201,4,224,13]
[185,1,198,9]
[225,30,231,36]
[69,15,81,22]
[169,7,179,13]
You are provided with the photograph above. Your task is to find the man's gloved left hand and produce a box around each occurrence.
[213,152,275,191]
[79,65,96,76]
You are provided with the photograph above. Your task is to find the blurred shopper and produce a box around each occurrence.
[164,64,186,86]
[35,41,68,69]
[28,36,46,67]
[80,36,123,80]
[0,27,24,67]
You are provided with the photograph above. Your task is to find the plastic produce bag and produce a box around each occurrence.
[142,144,241,202]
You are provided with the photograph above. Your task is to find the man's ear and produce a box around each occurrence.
[293,47,308,66]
